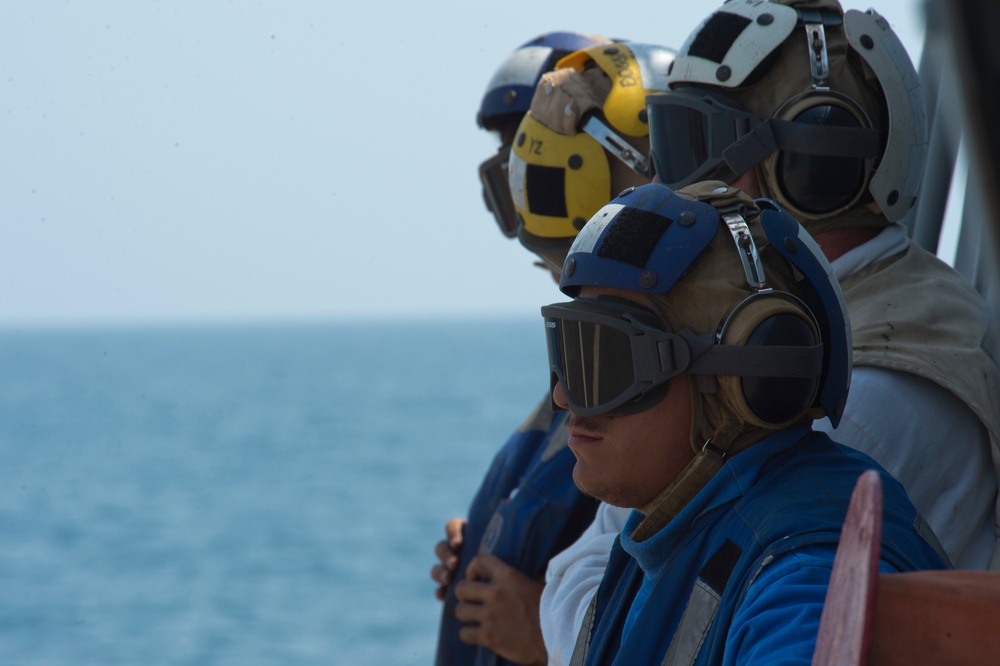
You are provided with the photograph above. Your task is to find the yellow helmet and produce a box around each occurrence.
[508,42,675,271]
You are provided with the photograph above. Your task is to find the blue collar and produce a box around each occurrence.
[620,424,813,579]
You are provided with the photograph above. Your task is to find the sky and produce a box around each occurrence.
[0,1,935,327]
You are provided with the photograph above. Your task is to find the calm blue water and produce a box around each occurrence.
[0,319,549,665]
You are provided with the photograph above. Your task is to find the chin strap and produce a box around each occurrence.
[631,427,775,542]
[630,375,775,542]
[630,443,728,542]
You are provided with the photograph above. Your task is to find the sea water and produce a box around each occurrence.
[0,319,549,665]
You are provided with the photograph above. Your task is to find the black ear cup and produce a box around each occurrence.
[741,312,821,424]
[776,105,868,213]
[718,295,822,428]
[766,92,876,218]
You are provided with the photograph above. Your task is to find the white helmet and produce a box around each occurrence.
[647,0,926,225]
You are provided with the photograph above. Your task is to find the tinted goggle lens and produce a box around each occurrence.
[549,317,638,411]
[543,299,680,416]
[646,91,743,188]
[479,145,519,238]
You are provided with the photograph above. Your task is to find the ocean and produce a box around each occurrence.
[0,319,550,665]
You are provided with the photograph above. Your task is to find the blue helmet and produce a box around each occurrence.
[477,31,607,132]
[552,182,851,428]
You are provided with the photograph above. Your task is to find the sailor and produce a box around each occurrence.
[431,35,675,665]
[543,2,1000,661]
[546,181,947,665]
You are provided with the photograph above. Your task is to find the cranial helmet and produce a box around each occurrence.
[478,32,608,238]
[546,182,851,456]
[647,0,926,229]
[507,42,675,272]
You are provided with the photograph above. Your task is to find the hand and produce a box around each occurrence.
[431,517,467,601]
[454,554,548,666]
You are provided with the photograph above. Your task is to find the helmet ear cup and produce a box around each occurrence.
[763,92,875,219]
[717,295,821,428]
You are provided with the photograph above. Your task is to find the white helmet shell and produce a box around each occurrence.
[668,0,798,89]
[666,0,927,222]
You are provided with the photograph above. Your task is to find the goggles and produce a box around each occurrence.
[646,88,759,189]
[543,294,826,417]
[479,144,519,238]
[647,88,883,191]
[542,298,706,417]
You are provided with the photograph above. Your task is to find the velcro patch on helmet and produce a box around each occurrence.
[689,12,752,63]
[669,0,798,89]
[526,164,568,217]
[597,207,672,268]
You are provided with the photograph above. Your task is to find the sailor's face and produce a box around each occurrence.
[552,286,695,509]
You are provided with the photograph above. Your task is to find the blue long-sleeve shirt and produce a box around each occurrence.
[580,426,947,665]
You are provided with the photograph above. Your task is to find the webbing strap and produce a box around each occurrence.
[663,540,743,666]
[723,118,883,175]
[687,343,824,378]
[568,593,599,666]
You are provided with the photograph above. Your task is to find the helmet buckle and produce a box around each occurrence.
[804,23,831,89]
[722,211,769,292]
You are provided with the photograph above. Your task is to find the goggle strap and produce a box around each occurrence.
[688,343,824,378]
[655,329,715,376]
[723,117,884,176]
[662,330,822,378]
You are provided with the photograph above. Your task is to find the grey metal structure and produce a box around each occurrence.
[909,0,999,357]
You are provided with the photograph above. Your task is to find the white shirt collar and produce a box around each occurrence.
[830,223,909,281]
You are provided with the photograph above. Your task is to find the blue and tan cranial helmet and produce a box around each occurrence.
[557,182,851,450]
[477,31,608,133]
[647,0,925,230]
[507,41,675,272]
[477,32,608,238]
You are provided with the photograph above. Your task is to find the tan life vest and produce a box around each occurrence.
[840,240,1000,568]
